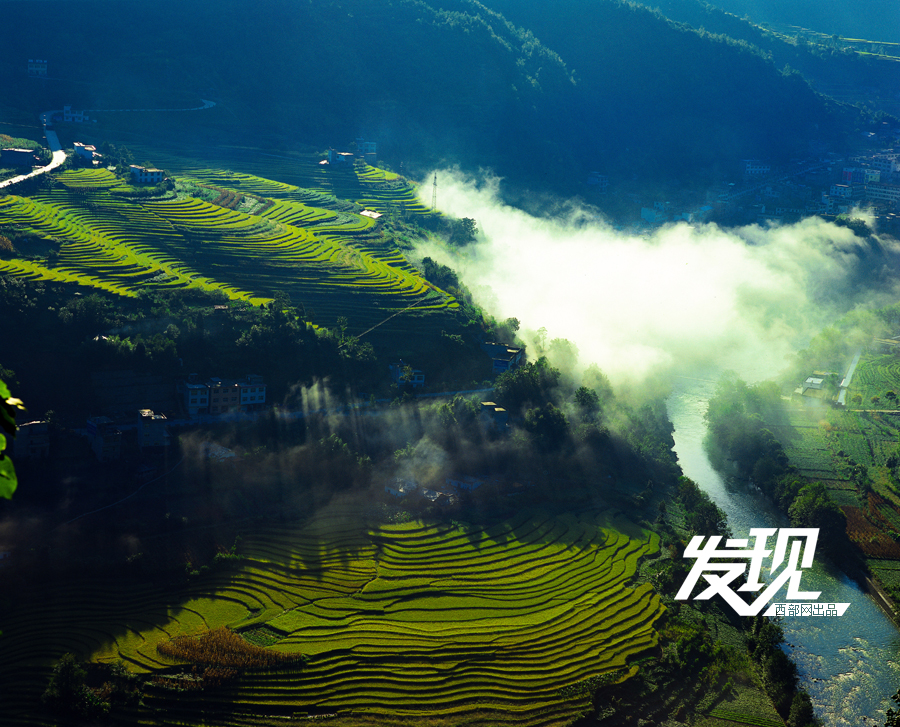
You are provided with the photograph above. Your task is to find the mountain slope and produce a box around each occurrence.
[1,0,865,195]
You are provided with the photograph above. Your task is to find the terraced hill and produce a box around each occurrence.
[0,507,664,727]
[0,166,453,336]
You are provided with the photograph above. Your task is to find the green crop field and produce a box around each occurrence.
[0,507,664,727]
[848,353,900,406]
[0,165,455,335]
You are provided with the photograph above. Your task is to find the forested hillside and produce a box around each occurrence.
[0,0,870,194]
[486,0,859,184]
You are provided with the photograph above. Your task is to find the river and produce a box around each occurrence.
[668,379,900,726]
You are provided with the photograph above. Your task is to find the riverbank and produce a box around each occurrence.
[669,383,900,724]
[859,569,900,628]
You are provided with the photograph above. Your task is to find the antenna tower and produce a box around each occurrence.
[431,173,437,211]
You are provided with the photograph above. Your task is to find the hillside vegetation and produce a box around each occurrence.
[0,0,869,197]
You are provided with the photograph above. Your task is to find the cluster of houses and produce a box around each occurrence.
[14,408,172,465]
[388,342,525,393]
[85,409,171,462]
[320,138,378,166]
[14,372,267,464]
[823,153,900,214]
[628,142,900,228]
[72,141,166,184]
[740,151,900,223]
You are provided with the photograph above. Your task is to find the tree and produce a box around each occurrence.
[852,393,863,407]
[872,396,881,408]
[524,404,569,451]
[493,357,561,413]
[574,386,601,420]
[448,217,477,246]
[0,377,24,499]
[677,476,728,537]
[42,653,109,718]
[887,391,897,407]
[787,482,846,555]
[787,692,817,727]
[886,687,900,726]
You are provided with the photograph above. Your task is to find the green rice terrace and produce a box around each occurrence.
[0,164,454,337]
[0,507,664,727]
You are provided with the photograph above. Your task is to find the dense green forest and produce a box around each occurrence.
[0,0,876,198]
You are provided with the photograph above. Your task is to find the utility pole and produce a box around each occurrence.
[431,172,437,211]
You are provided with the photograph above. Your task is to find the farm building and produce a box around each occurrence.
[327,149,356,165]
[793,375,830,403]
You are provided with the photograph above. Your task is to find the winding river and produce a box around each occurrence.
[668,379,900,726]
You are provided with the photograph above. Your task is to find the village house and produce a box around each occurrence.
[63,105,89,123]
[480,342,525,375]
[129,165,165,184]
[385,478,419,497]
[480,401,509,431]
[73,142,101,163]
[176,375,210,417]
[137,409,170,450]
[27,59,48,77]
[389,361,425,388]
[13,421,50,459]
[86,416,122,462]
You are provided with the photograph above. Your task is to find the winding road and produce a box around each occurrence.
[0,100,217,190]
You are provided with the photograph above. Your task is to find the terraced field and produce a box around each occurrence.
[0,167,455,333]
[0,507,664,727]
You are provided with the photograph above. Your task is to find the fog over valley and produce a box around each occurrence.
[420,170,900,387]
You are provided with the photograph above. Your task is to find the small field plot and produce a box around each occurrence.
[699,681,784,727]
[0,507,663,727]
[765,406,842,480]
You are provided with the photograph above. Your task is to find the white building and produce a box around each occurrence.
[73,142,101,162]
[177,377,210,417]
[63,105,89,123]
[239,374,267,410]
[867,183,900,209]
